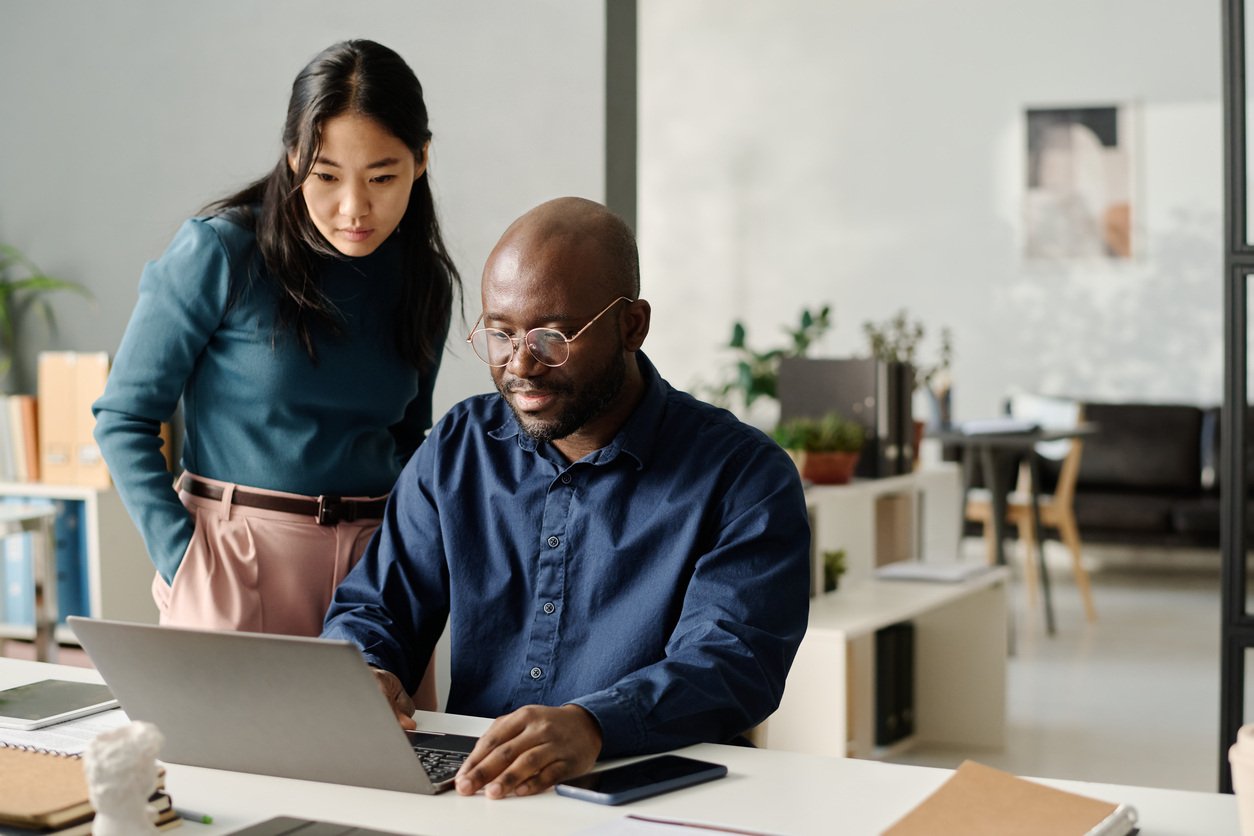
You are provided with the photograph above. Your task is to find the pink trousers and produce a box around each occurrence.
[152,473,437,710]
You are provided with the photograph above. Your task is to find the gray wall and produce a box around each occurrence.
[0,1,607,414]
[638,0,1222,426]
[2,1,1223,423]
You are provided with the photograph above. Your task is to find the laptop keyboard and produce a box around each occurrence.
[414,745,468,785]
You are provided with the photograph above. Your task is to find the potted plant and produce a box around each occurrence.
[822,548,847,592]
[862,308,954,433]
[772,411,866,485]
[706,305,832,425]
[0,243,91,391]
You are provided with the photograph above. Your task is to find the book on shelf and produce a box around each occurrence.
[0,395,43,485]
[0,495,90,628]
[0,497,33,626]
[882,760,1138,835]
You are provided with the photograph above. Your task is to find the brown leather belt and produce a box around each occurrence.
[181,476,388,526]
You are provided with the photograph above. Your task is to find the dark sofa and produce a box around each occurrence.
[1062,402,1219,548]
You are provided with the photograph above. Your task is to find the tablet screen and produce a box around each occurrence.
[0,679,118,730]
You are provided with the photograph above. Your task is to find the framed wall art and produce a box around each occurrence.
[1023,104,1136,260]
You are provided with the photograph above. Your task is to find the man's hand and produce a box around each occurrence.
[454,704,602,799]
[370,667,417,731]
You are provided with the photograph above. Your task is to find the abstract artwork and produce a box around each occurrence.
[1024,105,1134,260]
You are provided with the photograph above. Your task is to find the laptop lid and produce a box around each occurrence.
[67,617,451,794]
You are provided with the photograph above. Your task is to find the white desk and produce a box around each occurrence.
[0,659,1238,835]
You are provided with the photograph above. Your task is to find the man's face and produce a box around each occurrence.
[481,239,629,443]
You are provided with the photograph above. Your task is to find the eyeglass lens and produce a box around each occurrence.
[470,328,570,367]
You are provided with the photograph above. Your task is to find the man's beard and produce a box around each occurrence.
[499,350,628,444]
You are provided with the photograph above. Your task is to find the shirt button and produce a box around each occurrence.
[543,602,556,615]
[561,474,572,485]
[530,666,543,679]
[547,535,560,548]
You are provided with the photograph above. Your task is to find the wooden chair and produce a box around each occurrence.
[965,400,1097,623]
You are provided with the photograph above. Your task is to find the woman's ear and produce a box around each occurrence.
[287,152,300,176]
[414,142,431,180]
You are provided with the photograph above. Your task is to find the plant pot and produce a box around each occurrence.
[802,451,860,485]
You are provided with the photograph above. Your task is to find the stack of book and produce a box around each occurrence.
[0,746,181,834]
[0,394,40,484]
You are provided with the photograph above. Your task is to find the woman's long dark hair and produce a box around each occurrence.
[207,40,460,372]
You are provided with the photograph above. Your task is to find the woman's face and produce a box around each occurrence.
[292,113,427,257]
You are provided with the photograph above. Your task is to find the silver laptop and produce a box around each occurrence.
[67,617,477,795]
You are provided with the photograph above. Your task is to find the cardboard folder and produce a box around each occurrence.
[37,352,111,488]
[882,760,1138,836]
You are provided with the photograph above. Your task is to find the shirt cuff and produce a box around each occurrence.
[568,688,647,757]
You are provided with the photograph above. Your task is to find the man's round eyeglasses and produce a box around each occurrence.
[466,296,635,368]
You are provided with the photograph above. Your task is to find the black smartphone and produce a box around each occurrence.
[555,755,728,805]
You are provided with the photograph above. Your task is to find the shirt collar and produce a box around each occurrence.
[486,351,667,470]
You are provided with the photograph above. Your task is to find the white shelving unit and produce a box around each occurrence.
[754,464,1009,758]
[757,568,1008,758]
[804,464,965,591]
[0,482,156,643]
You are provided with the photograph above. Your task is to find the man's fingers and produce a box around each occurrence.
[455,714,528,794]
[504,758,572,798]
[370,668,417,730]
[456,705,602,798]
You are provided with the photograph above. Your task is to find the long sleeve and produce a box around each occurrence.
[93,219,233,581]
[566,439,810,756]
[323,432,450,693]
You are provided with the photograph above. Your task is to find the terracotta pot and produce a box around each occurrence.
[802,451,860,485]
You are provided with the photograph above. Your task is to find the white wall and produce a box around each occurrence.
[0,0,607,416]
[638,0,1223,424]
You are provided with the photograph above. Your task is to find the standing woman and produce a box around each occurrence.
[93,40,459,673]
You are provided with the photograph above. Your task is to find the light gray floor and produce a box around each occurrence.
[888,540,1225,793]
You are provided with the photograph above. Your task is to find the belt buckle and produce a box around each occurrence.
[316,495,343,526]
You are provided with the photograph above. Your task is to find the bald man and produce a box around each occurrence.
[323,197,810,799]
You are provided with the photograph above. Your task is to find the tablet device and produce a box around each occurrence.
[0,679,118,730]
[555,755,728,805]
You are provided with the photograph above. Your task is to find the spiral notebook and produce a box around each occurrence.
[0,701,129,757]
[0,746,93,829]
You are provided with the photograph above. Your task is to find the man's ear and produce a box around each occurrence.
[623,299,651,352]
[414,141,431,180]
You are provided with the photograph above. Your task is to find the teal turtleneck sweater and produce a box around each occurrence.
[94,214,445,580]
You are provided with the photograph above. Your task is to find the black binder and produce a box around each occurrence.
[874,621,916,747]
[778,357,915,477]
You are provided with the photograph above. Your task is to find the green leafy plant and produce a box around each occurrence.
[822,548,847,592]
[861,308,953,393]
[709,305,832,409]
[0,243,91,379]
[772,411,865,453]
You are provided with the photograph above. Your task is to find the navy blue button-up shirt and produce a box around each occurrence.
[324,353,811,756]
